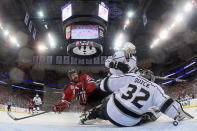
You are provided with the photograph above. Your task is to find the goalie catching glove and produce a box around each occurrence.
[109,61,129,73]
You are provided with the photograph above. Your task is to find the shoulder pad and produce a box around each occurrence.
[113,51,125,59]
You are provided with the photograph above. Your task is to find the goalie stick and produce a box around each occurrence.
[173,102,194,126]
[136,69,187,83]
[154,76,187,82]
[173,112,194,126]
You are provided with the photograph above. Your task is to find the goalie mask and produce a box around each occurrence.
[122,42,136,58]
[138,69,155,82]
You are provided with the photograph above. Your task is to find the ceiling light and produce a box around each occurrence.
[159,29,168,40]
[114,33,124,50]
[44,24,48,29]
[10,36,17,44]
[184,2,193,13]
[38,44,48,52]
[3,29,9,36]
[118,33,123,39]
[48,33,56,48]
[123,24,127,30]
[38,11,44,18]
[115,33,123,43]
[174,13,183,23]
[153,38,160,45]
[125,19,130,25]
[127,11,134,18]
[168,23,176,31]
[150,44,154,49]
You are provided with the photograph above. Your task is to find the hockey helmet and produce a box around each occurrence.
[67,68,78,80]
[122,42,136,54]
[139,69,155,82]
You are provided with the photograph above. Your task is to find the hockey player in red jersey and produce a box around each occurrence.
[54,69,109,113]
[27,99,34,114]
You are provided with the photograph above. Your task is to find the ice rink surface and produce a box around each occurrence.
[1,107,197,131]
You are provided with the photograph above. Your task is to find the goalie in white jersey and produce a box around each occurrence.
[81,73,193,127]
[105,42,138,76]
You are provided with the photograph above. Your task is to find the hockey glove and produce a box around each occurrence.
[108,61,116,68]
[53,102,69,112]
[53,105,61,112]
[109,61,129,73]
[116,62,130,73]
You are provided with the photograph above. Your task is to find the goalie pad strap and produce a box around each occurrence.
[103,77,112,93]
[160,98,174,113]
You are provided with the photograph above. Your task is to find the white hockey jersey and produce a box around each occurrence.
[33,97,42,105]
[100,73,185,126]
[105,51,138,76]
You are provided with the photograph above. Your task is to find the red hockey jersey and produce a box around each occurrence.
[55,74,96,112]
[27,101,34,108]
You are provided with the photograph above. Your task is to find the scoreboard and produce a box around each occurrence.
[62,2,108,58]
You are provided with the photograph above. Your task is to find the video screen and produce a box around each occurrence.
[71,25,98,39]
[98,3,109,22]
[62,2,72,21]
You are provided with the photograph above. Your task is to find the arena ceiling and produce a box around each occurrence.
[0,0,197,74]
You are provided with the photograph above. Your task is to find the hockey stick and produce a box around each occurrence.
[173,113,194,126]
[7,104,69,121]
[173,102,194,126]
[7,110,49,121]
[155,76,187,82]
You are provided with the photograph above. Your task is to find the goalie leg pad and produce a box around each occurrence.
[137,107,161,125]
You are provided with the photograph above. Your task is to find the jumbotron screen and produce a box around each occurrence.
[71,25,98,39]
[62,2,72,21]
[98,3,109,22]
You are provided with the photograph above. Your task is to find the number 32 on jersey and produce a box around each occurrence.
[121,84,150,109]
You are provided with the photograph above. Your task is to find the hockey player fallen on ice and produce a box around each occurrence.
[81,73,193,127]
[105,42,138,76]
[33,94,42,113]
[54,69,109,113]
